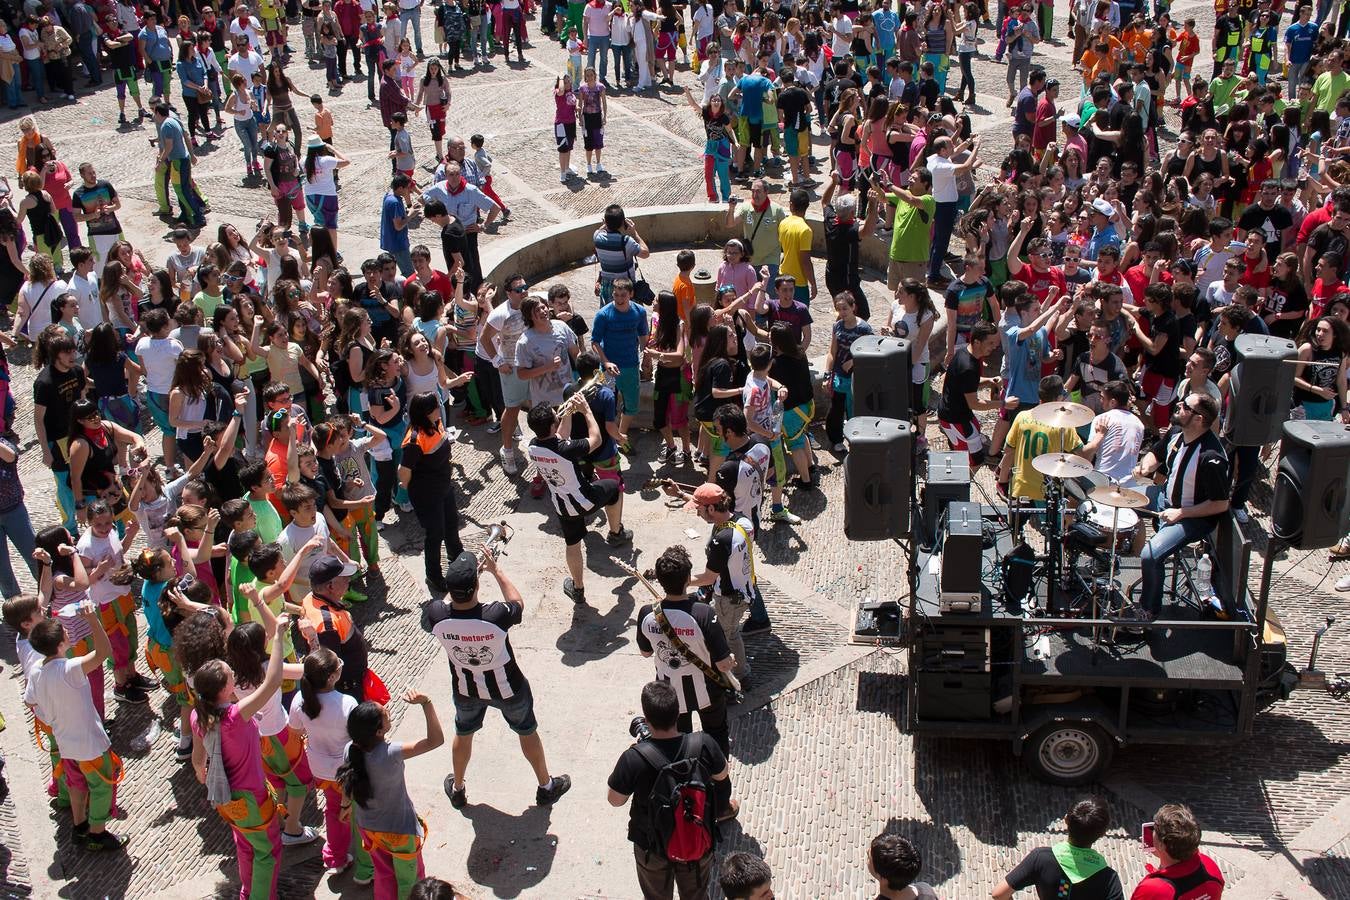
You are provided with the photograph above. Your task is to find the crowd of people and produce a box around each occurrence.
[0,0,1335,892]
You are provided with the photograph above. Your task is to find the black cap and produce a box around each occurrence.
[309,554,357,587]
[444,551,480,598]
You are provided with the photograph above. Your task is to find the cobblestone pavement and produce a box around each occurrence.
[1,0,1349,896]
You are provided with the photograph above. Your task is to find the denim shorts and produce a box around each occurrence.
[452,679,538,736]
[501,369,530,408]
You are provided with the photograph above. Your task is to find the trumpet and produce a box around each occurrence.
[478,521,513,569]
[553,370,606,415]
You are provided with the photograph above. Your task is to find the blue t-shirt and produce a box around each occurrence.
[1286,21,1318,65]
[140,579,173,648]
[380,192,409,253]
[139,25,173,62]
[159,116,189,161]
[1005,324,1049,405]
[873,9,899,50]
[738,74,772,123]
[177,57,207,99]
[591,302,649,369]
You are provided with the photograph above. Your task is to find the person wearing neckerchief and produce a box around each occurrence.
[994,797,1126,900]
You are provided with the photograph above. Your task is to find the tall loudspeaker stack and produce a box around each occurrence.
[844,416,913,540]
[851,336,912,422]
[1231,335,1297,446]
[1273,421,1350,550]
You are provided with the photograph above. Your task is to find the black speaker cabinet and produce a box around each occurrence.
[1231,335,1297,447]
[922,450,971,545]
[851,335,912,422]
[1273,420,1350,549]
[843,416,913,540]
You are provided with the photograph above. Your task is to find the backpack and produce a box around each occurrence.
[1142,863,1223,900]
[636,735,717,863]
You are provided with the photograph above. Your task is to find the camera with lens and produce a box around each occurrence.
[629,715,651,742]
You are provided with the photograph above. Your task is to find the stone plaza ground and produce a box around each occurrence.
[0,0,1349,896]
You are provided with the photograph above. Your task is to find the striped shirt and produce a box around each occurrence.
[422,599,527,700]
[636,598,731,714]
[529,436,599,517]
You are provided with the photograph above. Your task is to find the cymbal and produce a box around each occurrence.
[1031,453,1093,478]
[1088,485,1151,509]
[1031,401,1095,429]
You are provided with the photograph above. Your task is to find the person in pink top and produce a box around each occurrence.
[35,145,82,249]
[583,0,611,83]
[191,612,293,900]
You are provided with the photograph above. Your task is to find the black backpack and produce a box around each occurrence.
[635,735,717,863]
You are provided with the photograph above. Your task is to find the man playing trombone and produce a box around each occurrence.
[524,395,633,606]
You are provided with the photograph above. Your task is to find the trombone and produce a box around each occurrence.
[553,369,606,416]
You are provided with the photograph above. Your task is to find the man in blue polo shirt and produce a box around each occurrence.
[137,11,174,99]
[734,64,773,176]
[380,174,414,276]
[1286,5,1318,99]
[591,279,649,447]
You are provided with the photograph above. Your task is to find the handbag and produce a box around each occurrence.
[632,263,656,305]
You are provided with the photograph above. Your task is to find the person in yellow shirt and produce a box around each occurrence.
[996,375,1086,534]
[776,188,816,302]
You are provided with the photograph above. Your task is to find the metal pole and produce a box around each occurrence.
[1241,536,1284,733]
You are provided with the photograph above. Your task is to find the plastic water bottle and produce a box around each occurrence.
[1194,554,1224,614]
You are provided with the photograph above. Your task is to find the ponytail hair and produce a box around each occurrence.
[299,647,341,720]
[191,658,232,734]
[336,701,385,809]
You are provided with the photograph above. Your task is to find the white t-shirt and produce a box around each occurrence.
[1092,407,1145,483]
[303,155,341,197]
[25,657,111,762]
[228,49,264,84]
[288,689,359,780]
[692,3,714,39]
[610,12,630,44]
[242,677,289,737]
[22,278,70,337]
[831,15,852,55]
[70,271,102,328]
[279,516,331,597]
[77,529,127,608]
[136,335,185,394]
[228,17,262,50]
[928,156,960,203]
[476,299,525,364]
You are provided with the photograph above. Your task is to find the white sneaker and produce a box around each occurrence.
[281,825,319,846]
[501,447,521,476]
[560,171,569,183]
[596,163,607,174]
[567,167,579,177]
[587,162,595,174]
[1338,573,1350,592]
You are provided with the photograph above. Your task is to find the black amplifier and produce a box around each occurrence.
[940,501,984,612]
[922,451,971,546]
[917,625,990,672]
[915,671,991,721]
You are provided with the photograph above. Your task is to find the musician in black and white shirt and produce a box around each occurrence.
[525,398,632,606]
[635,545,735,754]
[1132,394,1230,618]
[421,550,572,810]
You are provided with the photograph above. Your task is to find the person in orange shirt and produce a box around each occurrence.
[1078,31,1120,91]
[1121,15,1151,68]
[1169,18,1201,105]
[672,248,697,325]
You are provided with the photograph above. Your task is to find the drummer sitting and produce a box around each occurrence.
[1132,394,1230,620]
[996,375,1087,534]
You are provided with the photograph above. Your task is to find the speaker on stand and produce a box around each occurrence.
[1230,335,1298,446]
[851,335,912,422]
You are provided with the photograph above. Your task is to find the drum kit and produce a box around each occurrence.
[1023,400,1153,624]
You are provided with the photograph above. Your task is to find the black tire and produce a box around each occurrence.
[1024,720,1114,786]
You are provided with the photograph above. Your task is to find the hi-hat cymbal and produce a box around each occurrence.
[1031,453,1093,478]
[1088,485,1151,509]
[1031,400,1095,429]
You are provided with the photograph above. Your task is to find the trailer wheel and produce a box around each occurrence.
[1025,721,1114,785]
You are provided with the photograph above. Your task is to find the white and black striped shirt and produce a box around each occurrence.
[421,599,527,700]
[529,436,600,517]
[636,598,731,714]
[1161,429,1229,518]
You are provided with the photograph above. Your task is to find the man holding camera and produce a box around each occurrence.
[607,680,735,900]
[422,550,573,811]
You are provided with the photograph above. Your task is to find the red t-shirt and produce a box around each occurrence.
[1241,253,1271,291]
[1311,277,1345,318]
[1298,200,1334,246]
[1129,853,1225,900]
[1123,263,1173,304]
[1032,97,1057,150]
[1014,264,1067,303]
[408,269,454,300]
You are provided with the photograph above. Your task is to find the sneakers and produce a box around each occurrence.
[328,855,354,874]
[671,450,687,467]
[618,440,634,456]
[84,830,129,852]
[398,500,414,514]
[563,577,586,604]
[596,163,607,174]
[1338,573,1350,592]
[281,825,320,846]
[487,420,502,434]
[657,443,672,463]
[501,447,521,476]
[1234,507,1250,525]
[444,775,468,809]
[127,672,157,692]
[606,526,633,546]
[174,734,194,761]
[741,618,771,635]
[113,684,149,704]
[560,171,570,183]
[536,774,572,806]
[587,162,595,174]
[768,506,802,525]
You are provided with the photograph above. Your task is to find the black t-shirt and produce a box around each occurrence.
[262,141,299,184]
[1057,329,1091,382]
[824,212,861,286]
[937,347,980,423]
[770,354,814,409]
[776,85,811,132]
[1264,279,1309,340]
[104,33,136,69]
[702,109,732,143]
[440,219,466,271]
[695,357,735,422]
[917,77,939,110]
[1005,847,1126,900]
[1237,202,1293,263]
[1144,310,1184,378]
[1309,223,1350,279]
[606,733,727,850]
[400,428,455,496]
[33,365,87,471]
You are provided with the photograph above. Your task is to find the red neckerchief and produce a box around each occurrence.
[447,176,466,195]
[752,197,770,213]
[83,425,109,449]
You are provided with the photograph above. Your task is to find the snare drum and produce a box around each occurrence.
[1085,503,1139,556]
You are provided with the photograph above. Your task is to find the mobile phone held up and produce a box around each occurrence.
[1141,822,1154,848]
